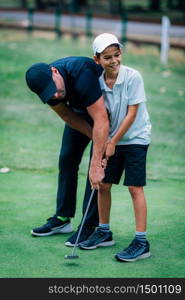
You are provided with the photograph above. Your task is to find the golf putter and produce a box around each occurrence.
[64,188,96,259]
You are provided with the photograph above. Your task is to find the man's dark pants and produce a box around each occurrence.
[55,119,99,228]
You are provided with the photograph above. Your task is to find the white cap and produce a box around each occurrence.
[92,33,122,55]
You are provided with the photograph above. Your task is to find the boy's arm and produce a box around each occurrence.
[49,102,92,139]
[106,104,138,158]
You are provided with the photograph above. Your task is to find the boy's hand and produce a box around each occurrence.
[105,140,116,158]
[101,158,108,169]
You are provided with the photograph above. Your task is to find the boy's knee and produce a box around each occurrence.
[99,183,111,192]
[128,186,142,197]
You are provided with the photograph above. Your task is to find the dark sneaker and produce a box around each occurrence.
[31,216,73,237]
[65,226,96,247]
[115,238,151,262]
[79,227,115,250]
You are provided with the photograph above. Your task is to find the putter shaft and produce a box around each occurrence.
[64,188,96,259]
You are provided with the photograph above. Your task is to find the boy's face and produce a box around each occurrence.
[94,45,122,75]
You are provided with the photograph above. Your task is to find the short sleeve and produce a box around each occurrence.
[75,67,102,107]
[127,71,146,105]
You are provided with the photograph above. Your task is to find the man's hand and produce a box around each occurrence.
[87,96,109,189]
[89,164,105,190]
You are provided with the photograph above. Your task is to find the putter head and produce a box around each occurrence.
[64,255,79,259]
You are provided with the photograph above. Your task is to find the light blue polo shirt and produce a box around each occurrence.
[99,65,151,145]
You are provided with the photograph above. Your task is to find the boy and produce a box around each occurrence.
[79,33,152,262]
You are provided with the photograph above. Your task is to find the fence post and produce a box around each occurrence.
[119,1,127,44]
[120,12,127,44]
[69,0,77,39]
[27,7,34,34]
[86,8,92,38]
[160,16,170,64]
[55,7,62,38]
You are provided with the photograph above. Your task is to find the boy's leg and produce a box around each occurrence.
[65,174,112,247]
[66,147,122,247]
[81,144,121,228]
[82,146,121,227]
[79,151,122,250]
[98,183,112,225]
[65,177,99,246]
[128,186,147,232]
[115,145,151,261]
[79,183,115,250]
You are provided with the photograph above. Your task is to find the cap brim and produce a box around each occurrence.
[100,42,122,53]
[39,80,57,103]
[94,42,123,55]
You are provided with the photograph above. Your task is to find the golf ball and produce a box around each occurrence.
[0,167,10,173]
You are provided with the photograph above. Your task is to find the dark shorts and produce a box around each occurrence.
[103,144,149,187]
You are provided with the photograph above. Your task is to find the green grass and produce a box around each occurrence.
[0,30,185,278]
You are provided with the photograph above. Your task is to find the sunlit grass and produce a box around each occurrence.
[0,29,185,278]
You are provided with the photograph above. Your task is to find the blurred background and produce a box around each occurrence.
[0,0,185,49]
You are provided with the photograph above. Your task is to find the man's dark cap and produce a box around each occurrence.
[25,62,57,103]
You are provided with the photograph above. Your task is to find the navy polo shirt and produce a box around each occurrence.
[48,56,103,111]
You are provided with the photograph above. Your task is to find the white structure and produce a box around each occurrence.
[160,16,170,64]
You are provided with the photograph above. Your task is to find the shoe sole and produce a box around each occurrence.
[31,223,73,237]
[115,251,151,262]
[79,240,115,250]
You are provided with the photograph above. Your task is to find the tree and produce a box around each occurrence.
[20,0,28,8]
[34,0,46,10]
[176,0,185,9]
[149,0,161,10]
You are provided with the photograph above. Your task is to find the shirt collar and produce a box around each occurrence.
[99,65,126,91]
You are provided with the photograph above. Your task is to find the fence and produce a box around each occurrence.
[0,7,127,42]
[0,7,184,51]
[26,7,128,42]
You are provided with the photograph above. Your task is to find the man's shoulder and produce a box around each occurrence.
[51,56,94,66]
[51,56,101,75]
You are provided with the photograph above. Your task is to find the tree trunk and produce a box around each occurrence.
[149,0,161,10]
[20,0,27,8]
[176,0,185,9]
[34,0,46,10]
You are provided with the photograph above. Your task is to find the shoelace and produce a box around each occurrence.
[87,229,105,242]
[124,241,143,255]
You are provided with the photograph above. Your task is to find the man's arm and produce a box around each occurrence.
[86,96,109,189]
[49,102,92,139]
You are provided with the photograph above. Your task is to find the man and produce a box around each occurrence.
[25,56,109,239]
